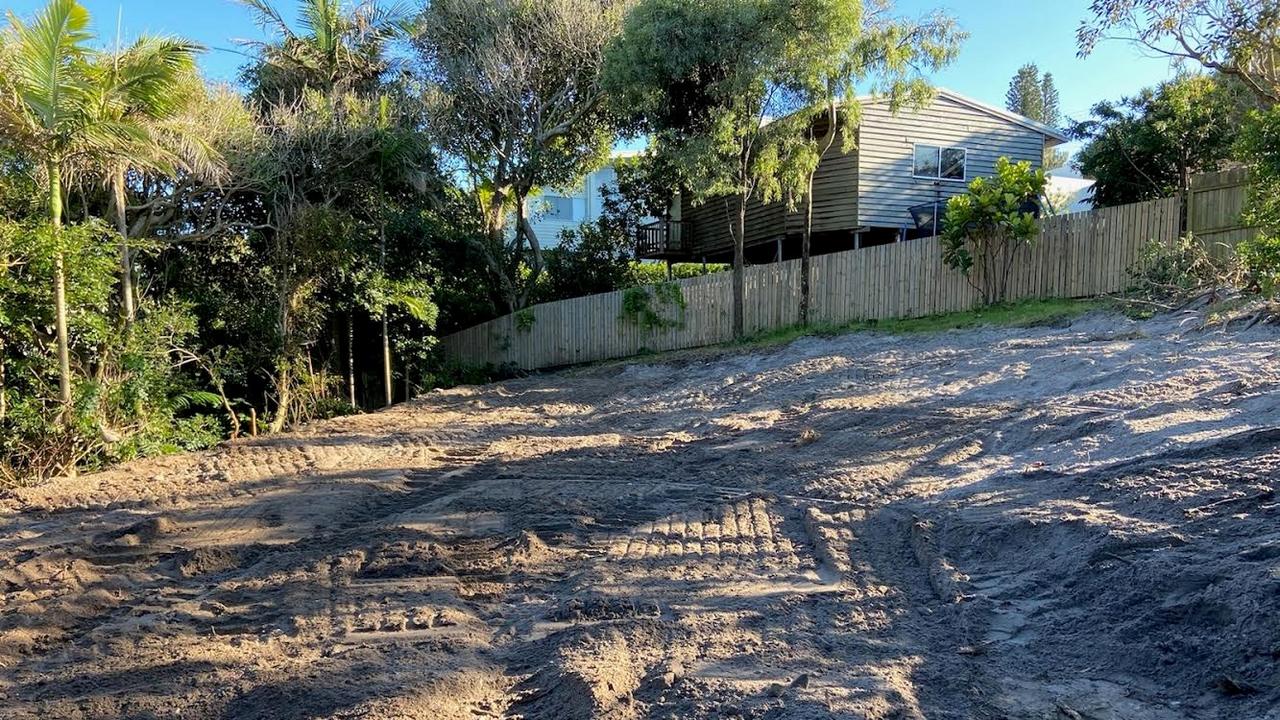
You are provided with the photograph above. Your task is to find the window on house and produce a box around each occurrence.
[595,167,618,195]
[913,144,967,181]
[542,195,576,220]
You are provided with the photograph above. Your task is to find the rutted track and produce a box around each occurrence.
[2,310,1279,719]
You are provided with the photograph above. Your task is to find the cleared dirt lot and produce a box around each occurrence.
[2,309,1280,719]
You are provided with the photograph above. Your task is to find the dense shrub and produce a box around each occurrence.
[1237,234,1280,295]
[941,157,1046,304]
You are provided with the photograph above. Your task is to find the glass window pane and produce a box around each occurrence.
[543,195,576,220]
[914,145,940,177]
[941,147,966,180]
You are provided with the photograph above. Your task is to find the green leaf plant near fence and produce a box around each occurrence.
[442,195,1182,371]
[620,282,687,331]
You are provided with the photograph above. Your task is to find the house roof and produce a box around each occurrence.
[858,88,1071,145]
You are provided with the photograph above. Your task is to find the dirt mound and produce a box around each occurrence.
[510,623,669,720]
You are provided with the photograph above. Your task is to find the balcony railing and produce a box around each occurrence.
[635,219,692,259]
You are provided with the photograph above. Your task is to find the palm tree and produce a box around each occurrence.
[0,0,205,415]
[88,36,216,323]
[0,0,114,410]
[239,0,411,103]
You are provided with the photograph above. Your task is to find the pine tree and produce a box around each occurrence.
[1040,72,1061,127]
[1006,64,1043,121]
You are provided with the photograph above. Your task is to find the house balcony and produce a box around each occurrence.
[635,219,692,260]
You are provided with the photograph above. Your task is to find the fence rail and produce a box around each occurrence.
[442,196,1182,371]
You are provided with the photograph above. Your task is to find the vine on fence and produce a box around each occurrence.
[620,282,686,330]
[514,308,536,332]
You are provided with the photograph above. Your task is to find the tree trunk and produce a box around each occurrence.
[346,313,357,408]
[269,360,291,433]
[381,315,392,407]
[270,278,292,434]
[380,221,393,407]
[732,192,747,339]
[111,168,135,324]
[802,103,840,328]
[800,175,815,327]
[49,162,72,410]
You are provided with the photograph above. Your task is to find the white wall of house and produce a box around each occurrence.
[524,160,625,249]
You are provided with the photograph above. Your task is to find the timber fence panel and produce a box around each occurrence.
[440,196,1187,370]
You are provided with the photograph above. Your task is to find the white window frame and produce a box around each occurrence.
[912,143,968,182]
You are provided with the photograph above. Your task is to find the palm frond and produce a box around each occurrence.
[171,390,224,413]
[6,0,94,133]
[236,0,296,39]
[108,35,203,118]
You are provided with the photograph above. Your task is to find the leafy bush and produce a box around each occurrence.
[1239,104,1280,296]
[1237,233,1280,295]
[941,157,1047,304]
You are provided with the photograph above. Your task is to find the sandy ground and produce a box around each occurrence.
[3,308,1280,720]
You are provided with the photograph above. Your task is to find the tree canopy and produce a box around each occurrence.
[606,0,961,337]
[1006,63,1060,126]
[1071,74,1257,207]
[414,0,623,312]
[1079,0,1280,103]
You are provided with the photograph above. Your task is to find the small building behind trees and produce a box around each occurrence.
[637,89,1068,264]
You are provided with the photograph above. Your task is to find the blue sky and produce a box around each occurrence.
[7,0,1181,154]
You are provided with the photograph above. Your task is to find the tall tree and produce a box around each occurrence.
[606,0,804,339]
[238,0,411,105]
[241,0,416,407]
[607,0,960,337]
[1079,0,1280,103]
[414,0,622,313]
[0,0,172,414]
[1072,74,1256,207]
[1006,63,1064,167]
[1006,64,1045,122]
[87,36,212,325]
[772,4,962,325]
[1040,71,1061,127]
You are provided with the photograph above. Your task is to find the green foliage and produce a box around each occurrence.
[1240,102,1280,237]
[620,282,686,331]
[1237,234,1280,295]
[627,262,729,286]
[606,0,962,336]
[941,157,1046,305]
[1235,101,1280,297]
[514,308,536,332]
[1006,62,1065,168]
[237,0,410,106]
[1125,236,1242,311]
[1078,0,1280,104]
[415,0,622,312]
[1072,74,1258,207]
[1006,63,1060,126]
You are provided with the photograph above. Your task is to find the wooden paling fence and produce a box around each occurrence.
[1187,167,1257,256]
[442,195,1181,371]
